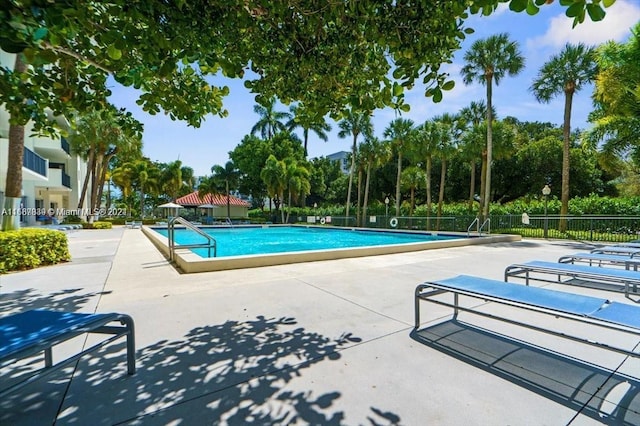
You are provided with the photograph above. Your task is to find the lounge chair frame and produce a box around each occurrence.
[0,310,135,397]
[504,260,640,296]
[558,252,640,271]
[590,246,640,257]
[414,275,640,359]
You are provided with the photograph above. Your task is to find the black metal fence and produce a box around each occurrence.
[321,214,640,243]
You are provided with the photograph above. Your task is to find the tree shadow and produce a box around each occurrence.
[411,320,640,425]
[2,316,401,425]
[0,287,109,316]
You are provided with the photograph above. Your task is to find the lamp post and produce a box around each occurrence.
[542,184,551,238]
[313,202,318,223]
[384,196,389,222]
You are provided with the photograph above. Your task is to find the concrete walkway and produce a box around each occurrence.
[1,228,639,425]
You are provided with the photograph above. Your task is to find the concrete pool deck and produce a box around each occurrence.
[1,227,639,424]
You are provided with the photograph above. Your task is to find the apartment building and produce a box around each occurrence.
[0,50,89,226]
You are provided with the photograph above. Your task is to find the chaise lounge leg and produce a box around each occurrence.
[45,348,53,368]
[122,316,136,375]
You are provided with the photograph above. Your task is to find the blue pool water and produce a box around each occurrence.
[154,226,459,258]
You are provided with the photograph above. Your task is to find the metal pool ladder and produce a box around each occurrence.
[467,217,491,237]
[168,216,217,260]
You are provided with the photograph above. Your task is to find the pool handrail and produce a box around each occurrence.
[168,216,217,260]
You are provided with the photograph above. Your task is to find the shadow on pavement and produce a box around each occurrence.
[411,320,640,425]
[2,316,401,425]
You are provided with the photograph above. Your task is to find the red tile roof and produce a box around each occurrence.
[175,191,251,207]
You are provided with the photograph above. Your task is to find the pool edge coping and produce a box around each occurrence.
[141,224,522,273]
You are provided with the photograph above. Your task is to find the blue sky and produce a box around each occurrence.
[108,1,640,177]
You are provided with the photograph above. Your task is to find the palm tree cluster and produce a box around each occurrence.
[101,27,636,224]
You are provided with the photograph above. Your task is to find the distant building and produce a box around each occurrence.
[176,191,250,218]
[326,151,350,174]
[0,50,90,226]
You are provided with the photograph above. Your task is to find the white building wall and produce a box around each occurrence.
[0,49,90,225]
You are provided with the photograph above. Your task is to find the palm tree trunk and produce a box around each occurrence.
[395,152,402,217]
[559,90,573,232]
[356,167,362,227]
[77,150,94,210]
[410,187,415,215]
[95,152,115,215]
[468,160,476,213]
[362,162,372,227]
[139,183,145,218]
[226,180,231,219]
[2,55,28,231]
[425,156,432,230]
[345,134,357,222]
[280,190,285,224]
[483,76,494,222]
[437,159,446,230]
[478,152,487,221]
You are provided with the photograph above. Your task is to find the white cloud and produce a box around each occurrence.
[528,0,640,49]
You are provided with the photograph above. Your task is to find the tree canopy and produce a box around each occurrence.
[1,0,615,135]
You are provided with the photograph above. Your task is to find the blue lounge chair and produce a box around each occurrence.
[0,310,135,397]
[414,275,640,358]
[504,260,640,296]
[558,252,640,271]
[590,246,640,257]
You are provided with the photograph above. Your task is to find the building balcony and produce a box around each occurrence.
[23,146,48,178]
[47,167,72,190]
[33,136,71,160]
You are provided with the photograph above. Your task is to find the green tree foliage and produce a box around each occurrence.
[287,104,332,157]
[160,160,194,200]
[229,135,270,205]
[68,108,142,219]
[251,97,292,140]
[307,157,344,205]
[0,0,615,227]
[589,23,640,175]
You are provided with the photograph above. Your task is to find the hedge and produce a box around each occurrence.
[82,221,113,229]
[0,229,71,273]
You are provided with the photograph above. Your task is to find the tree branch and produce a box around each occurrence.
[43,42,114,73]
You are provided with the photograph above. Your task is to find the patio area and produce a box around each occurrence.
[1,227,639,425]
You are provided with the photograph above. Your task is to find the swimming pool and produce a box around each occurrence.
[142,224,521,273]
[154,226,457,258]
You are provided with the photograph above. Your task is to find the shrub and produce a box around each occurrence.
[82,221,113,229]
[0,229,71,273]
[61,214,83,224]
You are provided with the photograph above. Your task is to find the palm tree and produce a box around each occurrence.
[401,166,425,215]
[211,161,240,220]
[459,101,496,212]
[161,160,184,201]
[69,110,142,220]
[337,110,373,222]
[284,159,311,222]
[111,163,135,216]
[408,121,439,230]
[461,33,524,221]
[261,155,287,223]
[130,158,160,218]
[531,43,597,231]
[287,104,332,157]
[251,96,292,140]
[433,114,459,226]
[359,136,390,226]
[383,118,415,217]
